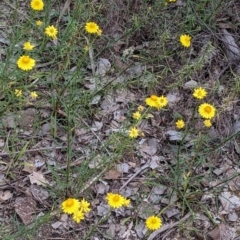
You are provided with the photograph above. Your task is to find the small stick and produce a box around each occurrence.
[56,0,72,27]
[119,163,149,191]
[0,146,67,156]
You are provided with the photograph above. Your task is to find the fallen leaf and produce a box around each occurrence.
[95,58,111,76]
[104,169,121,180]
[29,171,49,186]
[23,161,36,173]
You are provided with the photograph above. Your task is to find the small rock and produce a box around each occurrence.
[14,197,36,225]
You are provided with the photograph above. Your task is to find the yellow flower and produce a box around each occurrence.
[193,87,207,99]
[17,55,36,71]
[123,198,131,207]
[15,89,22,97]
[203,119,212,127]
[156,96,168,108]
[132,111,141,120]
[145,95,160,109]
[85,22,99,34]
[198,103,216,119]
[138,105,144,112]
[36,20,43,26]
[45,25,58,38]
[106,193,125,208]
[176,119,185,129]
[30,0,44,11]
[84,45,89,51]
[23,42,34,51]
[79,198,91,213]
[30,91,38,99]
[168,0,177,2]
[97,28,102,36]
[146,216,162,230]
[180,34,191,48]
[72,211,84,223]
[61,198,80,214]
[128,127,139,138]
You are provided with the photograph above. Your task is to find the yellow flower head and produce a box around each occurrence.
[36,20,43,26]
[30,0,44,11]
[128,127,139,138]
[15,89,22,97]
[123,198,131,207]
[156,96,168,108]
[146,216,162,231]
[176,119,185,129]
[30,91,38,99]
[79,198,91,213]
[106,193,125,208]
[17,55,35,71]
[85,22,99,34]
[198,103,216,119]
[169,0,177,2]
[203,119,212,127]
[145,95,160,109]
[97,28,102,36]
[45,25,58,38]
[72,211,84,223]
[61,198,80,214]
[23,42,34,51]
[193,87,207,99]
[132,111,141,120]
[180,34,191,48]
[138,105,144,112]
[84,45,89,51]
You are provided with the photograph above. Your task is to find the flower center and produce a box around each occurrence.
[22,56,30,63]
[113,196,120,202]
[65,199,74,206]
[150,95,158,101]
[151,219,157,224]
[35,1,40,5]
[204,106,212,113]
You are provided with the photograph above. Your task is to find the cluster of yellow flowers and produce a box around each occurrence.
[129,87,216,135]
[17,2,102,71]
[61,198,91,223]
[174,87,216,129]
[14,89,38,100]
[17,0,58,71]
[61,194,162,231]
[193,87,216,127]
[128,95,168,138]
[105,193,162,230]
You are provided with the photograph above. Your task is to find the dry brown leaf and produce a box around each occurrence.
[29,171,49,186]
[104,169,121,180]
[23,161,36,173]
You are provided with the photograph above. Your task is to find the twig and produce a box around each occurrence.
[119,163,149,191]
[3,0,30,21]
[79,166,108,194]
[0,146,67,156]
[78,117,111,157]
[84,36,95,75]
[43,156,84,175]
[56,0,71,27]
[147,213,191,240]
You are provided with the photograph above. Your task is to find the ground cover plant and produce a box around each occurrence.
[0,0,240,239]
